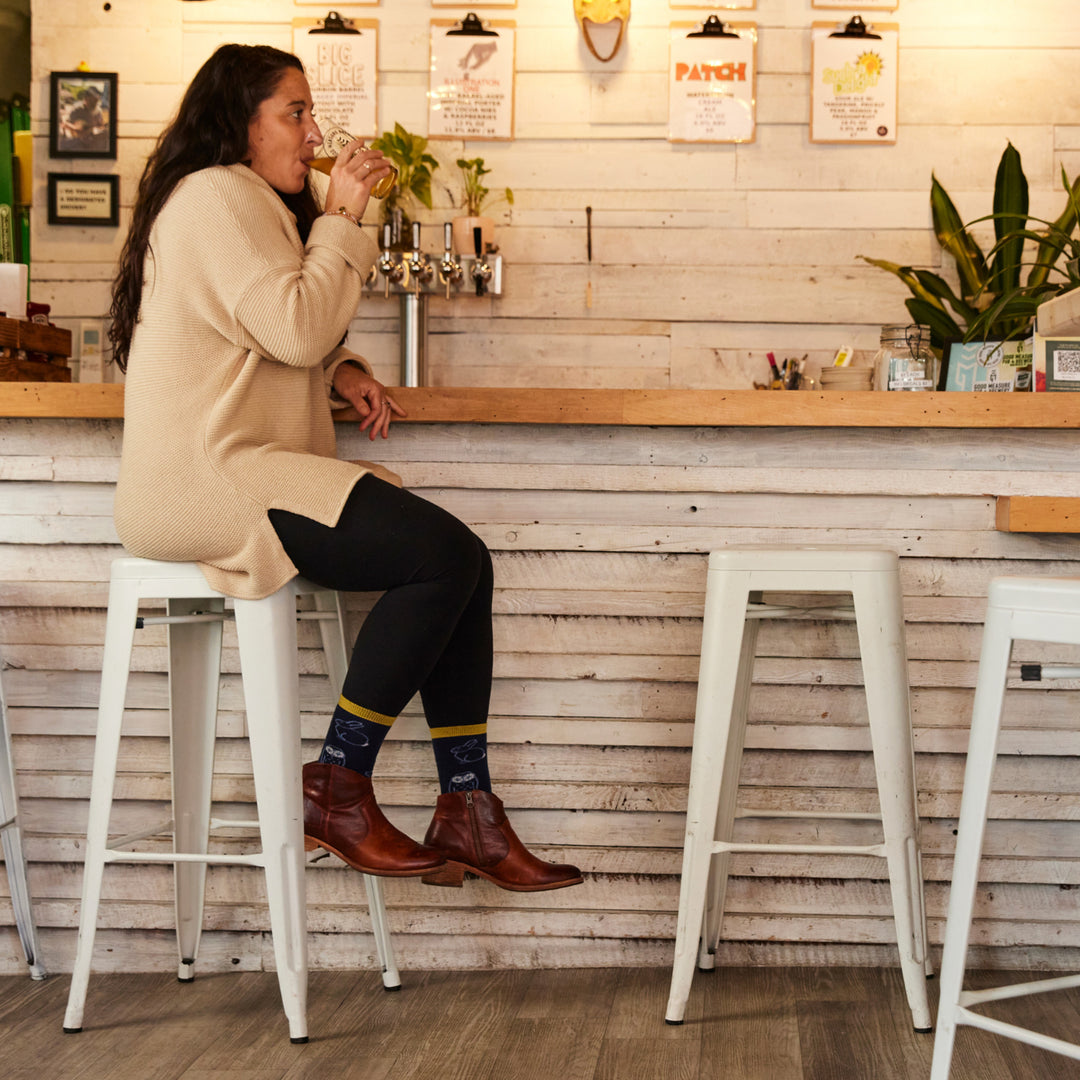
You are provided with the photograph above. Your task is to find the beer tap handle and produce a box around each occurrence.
[474,226,485,297]
[444,221,454,255]
[412,220,422,253]
[379,222,395,298]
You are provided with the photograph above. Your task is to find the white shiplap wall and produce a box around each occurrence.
[27,0,1080,387]
[5,416,1080,977]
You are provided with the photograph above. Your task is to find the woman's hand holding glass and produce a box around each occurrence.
[321,137,393,222]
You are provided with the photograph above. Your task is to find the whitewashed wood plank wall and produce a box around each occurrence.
[27,0,1080,387]
[3,417,1080,975]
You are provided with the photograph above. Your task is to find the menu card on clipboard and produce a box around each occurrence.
[291,14,378,138]
[810,17,898,144]
[669,17,756,144]
[429,14,516,140]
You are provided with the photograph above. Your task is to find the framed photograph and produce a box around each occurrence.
[47,173,119,227]
[50,71,117,159]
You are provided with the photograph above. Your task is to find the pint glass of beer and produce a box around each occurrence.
[310,124,397,199]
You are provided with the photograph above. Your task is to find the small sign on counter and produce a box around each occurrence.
[945,339,1033,392]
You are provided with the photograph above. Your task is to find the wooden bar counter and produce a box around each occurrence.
[3,384,1080,977]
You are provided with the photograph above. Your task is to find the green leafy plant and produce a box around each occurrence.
[456,156,513,217]
[860,143,1080,350]
[370,122,440,210]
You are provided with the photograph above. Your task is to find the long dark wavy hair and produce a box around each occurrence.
[109,44,321,371]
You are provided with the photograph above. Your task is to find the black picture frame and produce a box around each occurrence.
[47,173,120,227]
[49,70,117,159]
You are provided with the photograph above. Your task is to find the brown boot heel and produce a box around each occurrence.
[421,862,466,888]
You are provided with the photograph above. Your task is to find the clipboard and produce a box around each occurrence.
[291,13,379,138]
[429,15,517,141]
[669,19,757,144]
[810,17,898,144]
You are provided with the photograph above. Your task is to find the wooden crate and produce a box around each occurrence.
[0,315,72,382]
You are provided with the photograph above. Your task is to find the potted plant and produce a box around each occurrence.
[859,143,1080,355]
[452,156,514,256]
[370,122,440,249]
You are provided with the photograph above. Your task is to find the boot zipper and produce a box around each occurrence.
[466,790,486,864]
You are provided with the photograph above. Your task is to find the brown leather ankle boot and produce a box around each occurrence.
[421,789,583,892]
[303,762,445,876]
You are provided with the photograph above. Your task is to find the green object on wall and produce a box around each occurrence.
[0,100,14,263]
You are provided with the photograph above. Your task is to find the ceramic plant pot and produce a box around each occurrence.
[451,215,494,256]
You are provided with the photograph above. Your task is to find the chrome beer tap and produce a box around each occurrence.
[377,222,404,298]
[406,221,434,293]
[470,225,493,298]
[438,222,464,299]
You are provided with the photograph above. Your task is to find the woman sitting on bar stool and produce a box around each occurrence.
[108,43,581,894]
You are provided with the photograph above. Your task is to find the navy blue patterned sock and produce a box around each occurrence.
[429,722,491,793]
[318,695,395,776]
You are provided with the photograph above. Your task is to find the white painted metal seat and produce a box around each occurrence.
[932,576,1080,1077]
[0,665,47,979]
[62,557,399,1043]
[665,546,932,1031]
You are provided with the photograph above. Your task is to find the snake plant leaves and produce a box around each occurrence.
[905,297,963,351]
[930,173,989,301]
[989,142,1028,295]
[1028,166,1080,288]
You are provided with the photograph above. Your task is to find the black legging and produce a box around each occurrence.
[268,474,493,729]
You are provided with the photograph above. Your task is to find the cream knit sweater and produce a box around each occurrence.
[114,163,380,599]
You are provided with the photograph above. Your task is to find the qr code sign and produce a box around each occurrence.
[1053,348,1080,380]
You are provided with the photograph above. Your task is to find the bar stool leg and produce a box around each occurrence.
[169,596,224,982]
[930,603,1015,1080]
[234,587,309,1044]
[311,589,401,989]
[0,675,46,979]
[666,569,753,1024]
[64,574,141,1032]
[698,608,761,970]
[852,571,933,1032]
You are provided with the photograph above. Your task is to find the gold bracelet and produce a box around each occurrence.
[324,206,361,226]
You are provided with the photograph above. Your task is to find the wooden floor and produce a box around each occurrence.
[3,966,1080,1079]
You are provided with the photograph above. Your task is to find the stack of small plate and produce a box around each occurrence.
[818,366,874,391]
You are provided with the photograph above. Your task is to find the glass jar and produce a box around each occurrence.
[872,324,940,391]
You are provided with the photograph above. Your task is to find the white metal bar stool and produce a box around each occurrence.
[665,546,932,1031]
[63,557,399,1043]
[932,576,1080,1077]
[0,666,47,979]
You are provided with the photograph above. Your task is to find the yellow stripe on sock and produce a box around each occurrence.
[337,696,396,727]
[429,722,488,740]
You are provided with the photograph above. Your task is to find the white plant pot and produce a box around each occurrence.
[452,215,494,256]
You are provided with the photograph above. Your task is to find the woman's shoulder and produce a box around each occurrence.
[172,164,278,206]
[161,165,291,240]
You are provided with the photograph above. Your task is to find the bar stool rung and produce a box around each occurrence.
[713,840,888,857]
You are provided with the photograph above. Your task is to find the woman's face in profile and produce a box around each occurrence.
[246,67,321,194]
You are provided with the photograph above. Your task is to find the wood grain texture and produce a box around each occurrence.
[4,383,1080,429]
[996,497,1080,533]
[5,966,1080,1080]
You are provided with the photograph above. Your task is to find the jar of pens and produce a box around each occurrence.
[765,352,807,390]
